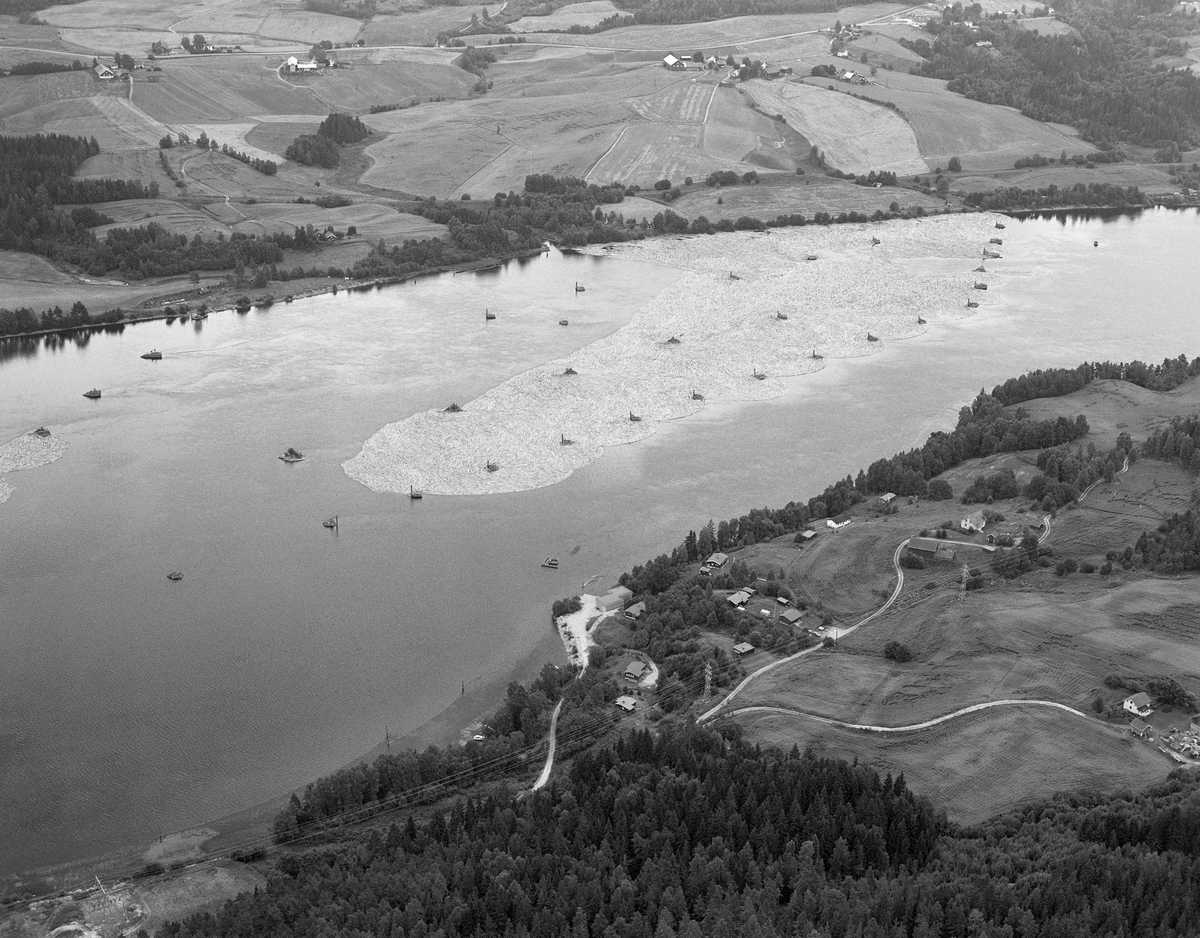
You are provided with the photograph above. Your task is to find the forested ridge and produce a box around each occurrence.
[165,724,1200,938]
[905,0,1200,147]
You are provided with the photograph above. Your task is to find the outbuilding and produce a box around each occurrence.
[727,590,751,607]
[704,551,729,569]
[614,695,637,712]
[624,661,647,681]
[879,492,896,505]
[907,536,956,562]
[733,642,755,657]
[625,601,646,620]
[781,608,803,626]
[1129,717,1152,738]
[663,53,685,69]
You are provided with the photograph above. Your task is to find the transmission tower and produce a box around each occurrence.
[960,564,970,601]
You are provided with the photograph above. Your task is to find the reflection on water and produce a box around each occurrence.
[1,211,1199,880]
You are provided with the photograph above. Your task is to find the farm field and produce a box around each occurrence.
[362,4,502,46]
[0,250,79,285]
[238,202,447,241]
[743,79,927,175]
[958,163,1178,192]
[304,60,474,113]
[1014,15,1077,36]
[671,175,945,220]
[843,32,926,70]
[806,70,1082,172]
[535,4,908,51]
[509,1,630,33]
[133,60,327,123]
[742,705,1168,825]
[362,92,632,196]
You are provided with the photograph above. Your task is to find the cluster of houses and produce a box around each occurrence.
[1124,693,1200,760]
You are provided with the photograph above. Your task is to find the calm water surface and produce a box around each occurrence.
[1,210,1197,878]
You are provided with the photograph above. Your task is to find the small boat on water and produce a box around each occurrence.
[806,254,818,261]
[408,485,423,499]
[191,310,208,321]
[729,272,741,280]
[753,368,766,380]
[280,447,305,463]
[445,403,463,413]
[995,222,1006,229]
[541,557,559,569]
[559,319,569,326]
[83,388,101,399]
[990,238,1003,245]
[485,309,496,321]
[776,312,789,320]
[871,236,881,245]
[167,571,183,581]
[866,333,879,343]
[666,336,681,345]
[983,250,1001,259]
[629,412,642,422]
[966,299,979,308]
[322,516,338,529]
[917,316,926,324]
[141,349,162,360]
[33,426,51,437]
[1093,240,1099,247]
[485,460,499,472]
[563,367,577,376]
[812,349,824,360]
[574,283,585,292]
[560,434,574,445]
[974,282,988,291]
[974,265,987,273]
[692,389,705,401]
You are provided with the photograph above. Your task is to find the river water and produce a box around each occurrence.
[1,208,1198,879]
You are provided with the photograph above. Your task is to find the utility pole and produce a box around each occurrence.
[960,564,970,601]
[703,661,713,699]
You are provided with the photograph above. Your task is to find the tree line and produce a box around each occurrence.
[556,0,835,33]
[162,721,1200,938]
[963,182,1144,211]
[905,0,1200,147]
[989,355,1200,405]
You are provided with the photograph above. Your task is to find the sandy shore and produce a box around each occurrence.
[0,430,67,504]
[556,595,609,669]
[344,214,1006,496]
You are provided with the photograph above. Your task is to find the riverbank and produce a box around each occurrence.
[344,213,1006,497]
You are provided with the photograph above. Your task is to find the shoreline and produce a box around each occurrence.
[344,213,1009,497]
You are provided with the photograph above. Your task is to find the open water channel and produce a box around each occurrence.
[1,207,1198,880]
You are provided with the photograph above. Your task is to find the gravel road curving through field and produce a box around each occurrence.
[726,698,1090,733]
[697,538,908,723]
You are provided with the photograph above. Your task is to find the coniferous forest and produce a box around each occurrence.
[161,725,1200,938]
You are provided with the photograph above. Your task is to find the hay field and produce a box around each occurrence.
[363,93,632,197]
[673,176,945,220]
[363,5,503,46]
[744,80,927,175]
[509,1,629,33]
[742,707,1168,825]
[175,121,284,164]
[826,71,1081,172]
[968,163,1177,192]
[844,32,926,69]
[789,523,902,619]
[240,202,446,241]
[1014,16,1076,36]
[590,122,732,187]
[88,198,232,240]
[39,0,196,31]
[344,213,1003,496]
[135,60,326,123]
[244,118,321,157]
[0,250,77,284]
[305,61,474,113]
[0,75,169,149]
[1012,377,1200,442]
[629,80,710,122]
[536,4,906,50]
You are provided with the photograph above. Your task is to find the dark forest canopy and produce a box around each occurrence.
[556,0,835,33]
[905,0,1200,147]
[164,724,1200,938]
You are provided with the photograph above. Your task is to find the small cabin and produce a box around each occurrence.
[623,661,647,681]
[625,601,646,621]
[614,695,637,712]
[733,642,755,657]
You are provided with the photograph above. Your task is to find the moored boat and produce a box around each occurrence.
[574,283,585,292]
[995,222,1006,229]
[692,389,705,400]
[83,388,101,399]
[408,485,423,499]
[990,237,1003,245]
[322,516,338,529]
[974,282,988,290]
[485,309,496,321]
[812,349,824,360]
[966,299,979,308]
[444,403,463,413]
[541,557,559,569]
[776,312,788,320]
[917,316,926,324]
[806,254,818,261]
[666,335,681,344]
[563,367,577,376]
[871,236,880,245]
[485,460,499,472]
[753,368,766,379]
[629,412,642,422]
[33,426,51,437]
[560,434,574,445]
[866,333,879,342]
[167,571,183,581]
